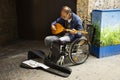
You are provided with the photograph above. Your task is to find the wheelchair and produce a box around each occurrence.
[48,19,91,66]
[48,33,90,66]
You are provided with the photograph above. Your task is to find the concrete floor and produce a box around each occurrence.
[0,40,120,80]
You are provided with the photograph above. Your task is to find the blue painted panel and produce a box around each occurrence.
[91,9,120,58]
[91,45,120,58]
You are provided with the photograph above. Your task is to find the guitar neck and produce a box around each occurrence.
[65,29,81,32]
[65,29,88,34]
[65,29,72,32]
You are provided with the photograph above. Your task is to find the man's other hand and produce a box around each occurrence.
[51,25,56,31]
[70,29,77,34]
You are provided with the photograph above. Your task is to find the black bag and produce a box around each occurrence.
[23,50,72,77]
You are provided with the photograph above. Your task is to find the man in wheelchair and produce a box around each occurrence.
[44,6,89,65]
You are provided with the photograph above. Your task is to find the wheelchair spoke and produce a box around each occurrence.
[79,40,86,45]
[73,57,79,62]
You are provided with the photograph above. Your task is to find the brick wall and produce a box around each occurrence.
[0,0,17,45]
[77,0,120,21]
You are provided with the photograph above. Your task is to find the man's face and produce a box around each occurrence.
[61,9,69,20]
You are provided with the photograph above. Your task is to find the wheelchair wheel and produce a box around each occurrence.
[69,37,89,65]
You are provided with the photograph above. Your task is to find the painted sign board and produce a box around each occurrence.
[91,9,120,58]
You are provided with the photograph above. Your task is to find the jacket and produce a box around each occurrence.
[52,13,83,39]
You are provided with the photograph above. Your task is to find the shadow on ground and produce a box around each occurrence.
[0,40,120,80]
[0,40,50,80]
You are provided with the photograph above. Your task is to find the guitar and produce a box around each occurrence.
[52,23,88,35]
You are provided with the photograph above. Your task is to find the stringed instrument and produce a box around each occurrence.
[52,23,88,35]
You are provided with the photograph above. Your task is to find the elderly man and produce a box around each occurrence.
[44,6,83,63]
[45,6,83,46]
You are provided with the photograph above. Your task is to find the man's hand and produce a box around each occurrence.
[51,25,56,31]
[69,29,77,35]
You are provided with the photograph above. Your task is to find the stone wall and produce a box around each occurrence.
[77,0,88,20]
[77,0,120,21]
[88,0,120,19]
[0,0,17,45]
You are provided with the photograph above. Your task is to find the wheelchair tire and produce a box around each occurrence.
[68,37,89,65]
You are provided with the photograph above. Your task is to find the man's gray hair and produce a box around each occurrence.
[62,6,72,14]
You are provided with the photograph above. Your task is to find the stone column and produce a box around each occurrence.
[77,0,120,21]
[77,0,89,21]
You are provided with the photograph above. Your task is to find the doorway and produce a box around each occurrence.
[17,0,77,40]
